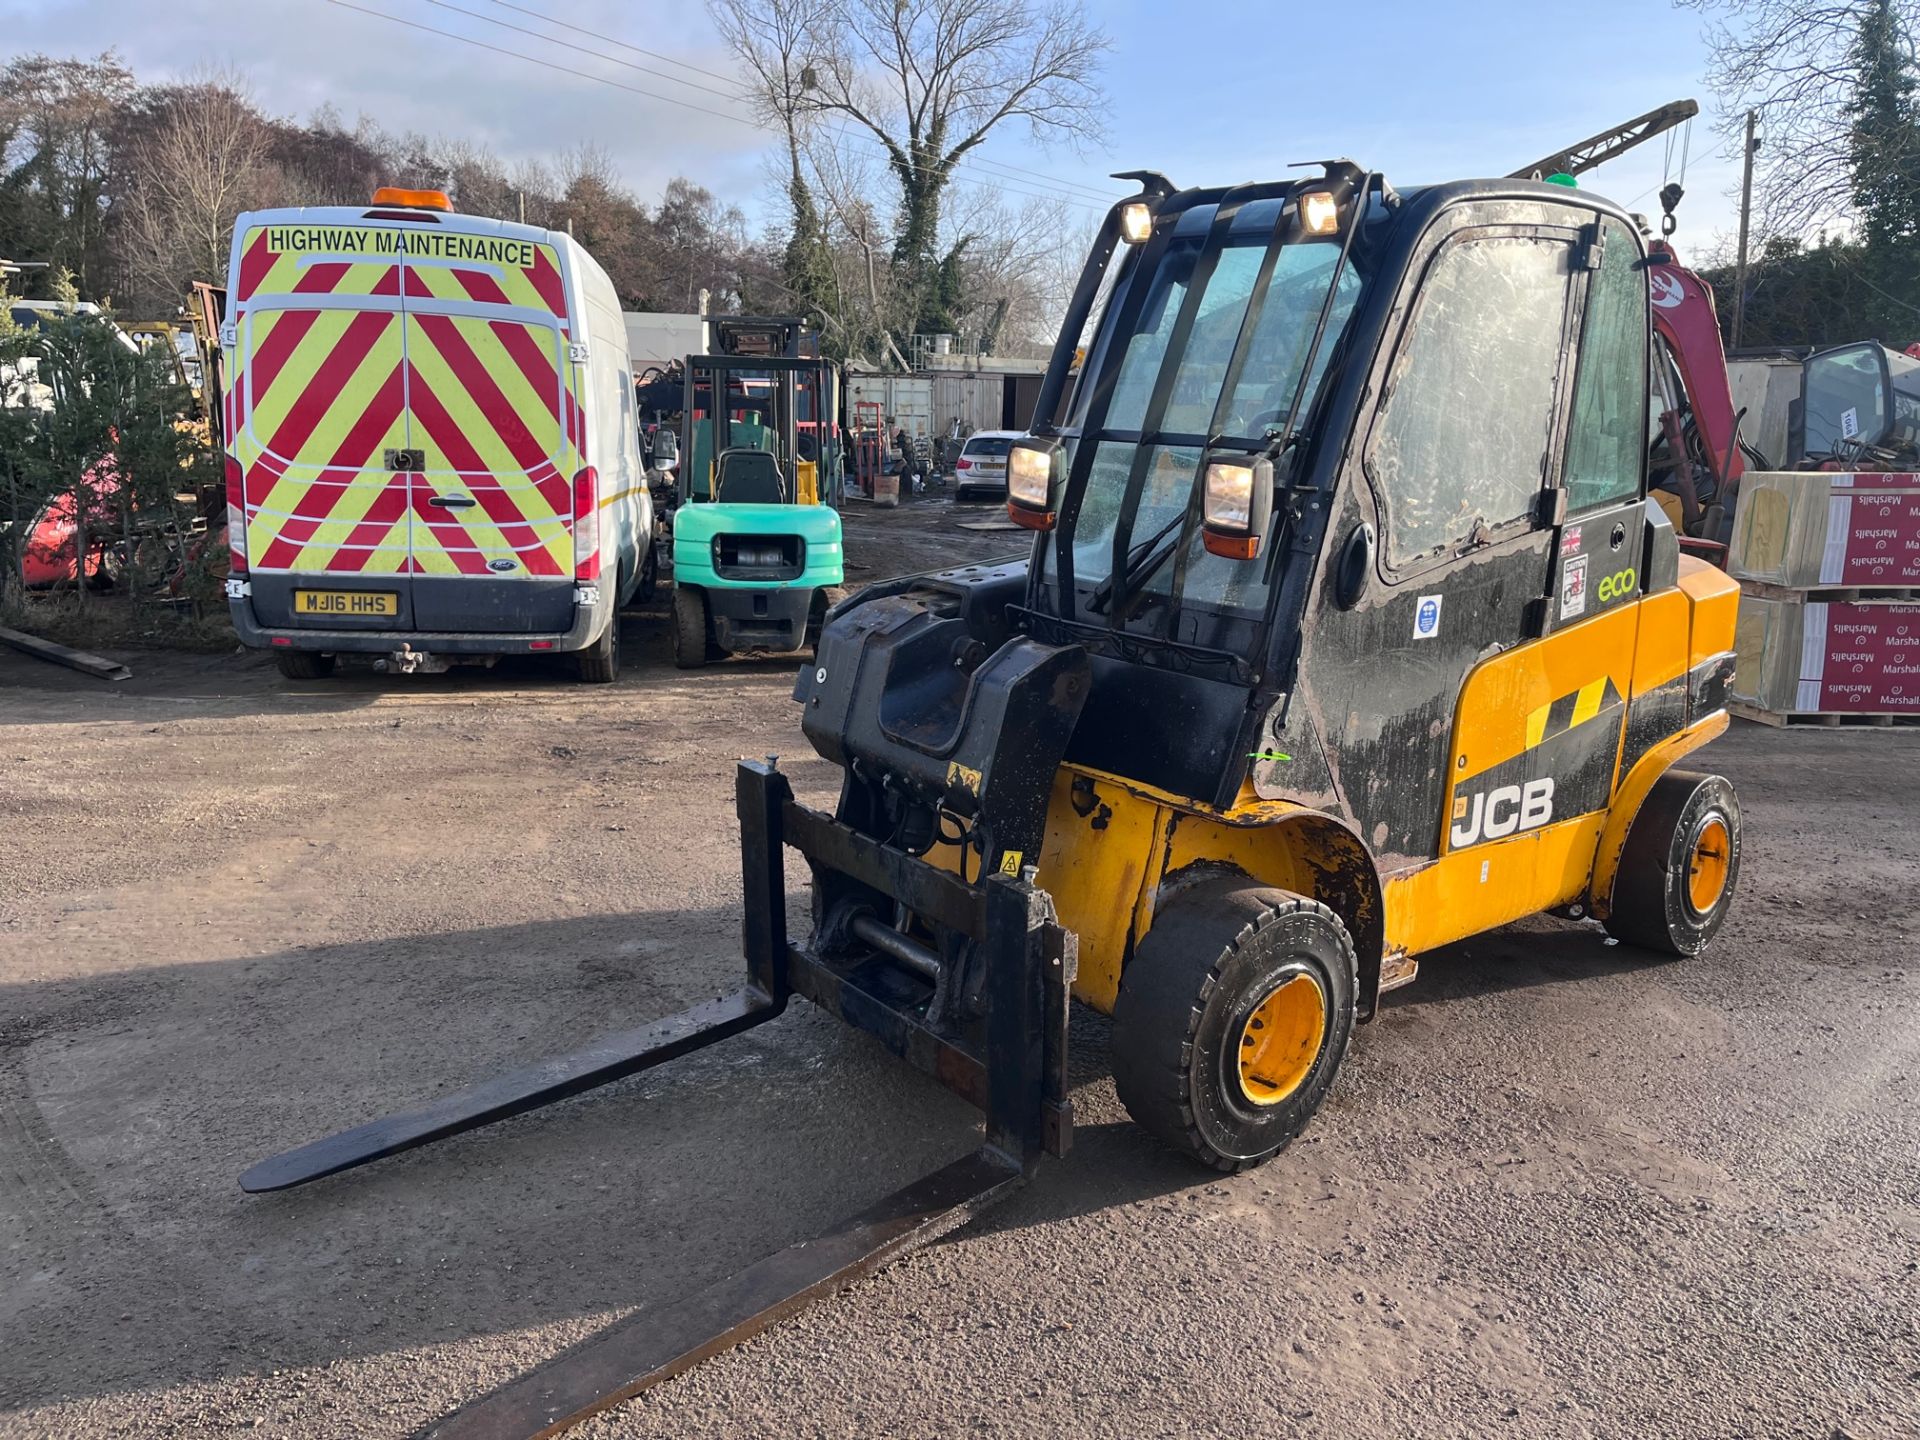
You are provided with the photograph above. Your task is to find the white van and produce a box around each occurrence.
[222,188,651,681]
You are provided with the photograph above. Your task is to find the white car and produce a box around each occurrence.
[952,430,1022,501]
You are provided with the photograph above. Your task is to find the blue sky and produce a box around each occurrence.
[2,0,1746,257]
[1070,0,1741,246]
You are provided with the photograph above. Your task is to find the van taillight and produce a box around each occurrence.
[572,466,599,579]
[225,455,247,574]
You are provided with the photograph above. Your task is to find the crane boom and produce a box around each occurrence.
[1509,99,1699,180]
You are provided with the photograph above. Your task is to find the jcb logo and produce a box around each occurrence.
[1597,567,1637,603]
[1450,777,1555,848]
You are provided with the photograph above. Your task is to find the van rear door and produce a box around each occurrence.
[402,244,579,633]
[232,223,414,628]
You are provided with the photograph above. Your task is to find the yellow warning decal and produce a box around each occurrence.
[263,226,540,267]
[946,761,983,794]
[998,850,1024,877]
[1523,675,1625,750]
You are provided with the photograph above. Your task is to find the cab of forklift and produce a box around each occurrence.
[995,164,1705,843]
[1796,340,1920,467]
[670,316,845,667]
[680,317,839,507]
[804,160,1733,1001]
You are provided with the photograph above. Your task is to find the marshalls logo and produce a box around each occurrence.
[1451,778,1556,847]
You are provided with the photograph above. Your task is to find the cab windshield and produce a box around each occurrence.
[1039,195,1364,652]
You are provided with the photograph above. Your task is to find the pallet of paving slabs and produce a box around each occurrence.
[1731,592,1920,720]
[1727,470,1920,590]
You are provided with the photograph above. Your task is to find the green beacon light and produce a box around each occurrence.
[1544,172,1578,188]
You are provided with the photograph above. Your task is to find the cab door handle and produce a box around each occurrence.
[429,495,478,509]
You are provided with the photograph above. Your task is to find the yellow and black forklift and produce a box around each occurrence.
[245,159,1743,1437]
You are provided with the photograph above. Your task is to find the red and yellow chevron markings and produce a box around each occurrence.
[231,223,581,579]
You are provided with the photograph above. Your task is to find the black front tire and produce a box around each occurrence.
[1604,770,1741,956]
[672,585,709,670]
[575,613,620,683]
[1112,877,1357,1172]
[274,650,335,680]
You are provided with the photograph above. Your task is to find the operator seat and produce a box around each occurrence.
[715,448,787,505]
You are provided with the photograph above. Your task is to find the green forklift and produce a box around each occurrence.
[670,317,844,668]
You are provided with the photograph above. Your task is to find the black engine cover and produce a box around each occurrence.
[795,567,1088,873]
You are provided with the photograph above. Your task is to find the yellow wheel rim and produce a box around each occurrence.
[1236,972,1326,1107]
[1687,815,1731,915]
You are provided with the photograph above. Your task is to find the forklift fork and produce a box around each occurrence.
[242,761,1074,1438]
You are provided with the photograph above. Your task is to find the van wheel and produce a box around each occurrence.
[1605,770,1741,956]
[1111,877,1356,1173]
[274,651,335,681]
[576,614,620,683]
[673,585,709,670]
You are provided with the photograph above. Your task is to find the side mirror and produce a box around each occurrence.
[1006,435,1065,531]
[1201,455,1274,560]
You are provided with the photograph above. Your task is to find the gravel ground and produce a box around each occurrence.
[1,493,1915,1439]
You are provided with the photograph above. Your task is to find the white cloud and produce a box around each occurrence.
[4,0,776,213]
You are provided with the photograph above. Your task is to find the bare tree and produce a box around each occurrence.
[938,185,1079,355]
[116,72,279,313]
[733,0,1106,338]
[707,0,840,324]
[1680,0,1920,235]
[802,130,914,368]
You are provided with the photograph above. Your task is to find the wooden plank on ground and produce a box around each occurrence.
[0,625,131,681]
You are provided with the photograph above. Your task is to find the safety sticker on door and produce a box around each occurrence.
[1560,554,1589,620]
[1413,594,1443,640]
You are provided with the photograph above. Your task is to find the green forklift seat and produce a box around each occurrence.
[716,448,787,505]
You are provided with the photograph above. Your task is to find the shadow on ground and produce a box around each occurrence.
[0,607,818,729]
[0,900,1656,1414]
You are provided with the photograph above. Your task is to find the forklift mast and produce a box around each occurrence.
[680,316,837,505]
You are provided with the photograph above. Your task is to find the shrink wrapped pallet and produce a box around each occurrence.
[1726,471,1920,589]
[1732,593,1920,716]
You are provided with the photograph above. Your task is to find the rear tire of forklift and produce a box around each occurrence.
[576,612,620,684]
[1112,878,1357,1173]
[1604,770,1741,957]
[673,585,710,670]
[274,650,334,681]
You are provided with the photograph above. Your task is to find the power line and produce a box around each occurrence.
[486,0,743,87]
[324,0,1110,213]
[477,0,1126,203]
[424,0,753,108]
[323,0,766,128]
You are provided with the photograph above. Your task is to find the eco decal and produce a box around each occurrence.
[1597,566,1637,603]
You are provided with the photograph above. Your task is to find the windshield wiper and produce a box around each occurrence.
[1087,512,1185,615]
